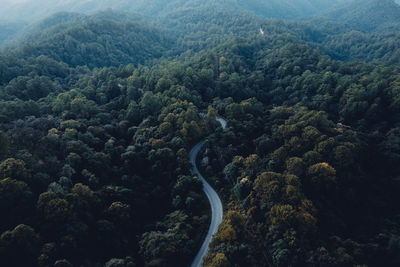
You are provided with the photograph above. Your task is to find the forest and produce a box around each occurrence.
[1,0,400,266]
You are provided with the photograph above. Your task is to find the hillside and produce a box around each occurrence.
[320,0,400,32]
[235,0,347,19]
[0,21,27,48]
[0,0,348,23]
[9,14,174,68]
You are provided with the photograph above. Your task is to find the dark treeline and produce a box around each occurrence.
[0,1,400,266]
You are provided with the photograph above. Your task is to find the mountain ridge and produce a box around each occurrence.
[319,0,400,32]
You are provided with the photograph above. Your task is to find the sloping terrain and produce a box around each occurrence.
[320,0,400,32]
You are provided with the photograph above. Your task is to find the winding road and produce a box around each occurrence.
[190,118,226,267]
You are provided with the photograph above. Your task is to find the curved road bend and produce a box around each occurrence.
[190,117,226,267]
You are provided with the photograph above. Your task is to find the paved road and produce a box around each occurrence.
[216,117,227,129]
[190,117,226,267]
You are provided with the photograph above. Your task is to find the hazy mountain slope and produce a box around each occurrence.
[11,16,174,68]
[5,4,400,68]
[0,0,350,47]
[2,12,89,48]
[235,0,348,19]
[0,0,349,23]
[0,21,27,47]
[28,12,88,33]
[321,0,400,32]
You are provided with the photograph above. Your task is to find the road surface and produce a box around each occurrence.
[216,117,227,129]
[190,117,226,267]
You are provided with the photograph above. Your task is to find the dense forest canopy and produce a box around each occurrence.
[1,0,400,266]
[318,0,400,32]
[0,0,348,22]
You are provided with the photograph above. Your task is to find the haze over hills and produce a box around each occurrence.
[234,0,348,19]
[0,0,349,22]
[2,0,400,49]
[321,0,400,32]
[16,19,173,68]
[3,0,399,66]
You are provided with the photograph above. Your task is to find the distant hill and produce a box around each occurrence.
[0,21,27,47]
[0,0,353,47]
[10,13,174,68]
[28,12,88,33]
[235,0,348,19]
[3,0,400,67]
[320,0,400,32]
[0,0,349,23]
[4,12,89,48]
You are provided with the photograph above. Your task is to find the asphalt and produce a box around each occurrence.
[190,117,226,267]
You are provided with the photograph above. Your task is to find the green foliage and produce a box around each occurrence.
[307,162,337,191]
[0,2,400,267]
[5,75,53,100]
[0,158,31,183]
[0,224,40,266]
[0,131,9,156]
[322,0,400,32]
[205,253,230,267]
[0,178,34,231]
[13,17,173,69]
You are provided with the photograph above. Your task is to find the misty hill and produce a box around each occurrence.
[321,0,400,32]
[4,4,400,69]
[0,21,27,47]
[27,12,88,34]
[235,0,348,19]
[0,0,349,23]
[9,14,174,68]
[2,12,89,49]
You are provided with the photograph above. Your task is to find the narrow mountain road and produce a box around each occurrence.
[190,118,226,267]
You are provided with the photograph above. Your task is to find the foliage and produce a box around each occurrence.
[0,2,400,266]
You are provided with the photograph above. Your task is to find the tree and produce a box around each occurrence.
[180,121,202,144]
[243,154,260,177]
[0,131,9,156]
[140,91,162,116]
[0,178,33,230]
[225,103,244,119]
[254,172,283,204]
[307,163,336,190]
[286,157,305,177]
[139,231,171,264]
[334,144,355,169]
[158,121,173,136]
[269,204,296,230]
[71,183,95,217]
[71,183,94,198]
[5,75,53,100]
[0,224,40,266]
[126,101,142,124]
[37,192,74,225]
[205,253,230,267]
[107,202,131,224]
[215,222,237,243]
[0,158,31,183]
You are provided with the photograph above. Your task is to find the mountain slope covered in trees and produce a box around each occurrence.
[0,0,348,22]
[320,0,400,32]
[9,16,173,68]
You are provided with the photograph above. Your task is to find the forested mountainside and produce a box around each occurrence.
[0,21,27,48]
[0,0,347,23]
[3,0,400,49]
[1,0,400,267]
[320,0,400,32]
